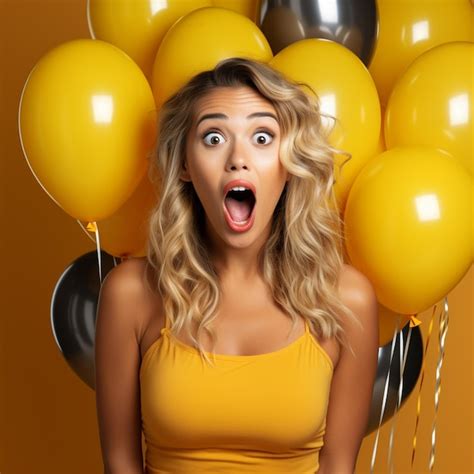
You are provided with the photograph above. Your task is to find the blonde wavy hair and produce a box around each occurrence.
[145,57,360,367]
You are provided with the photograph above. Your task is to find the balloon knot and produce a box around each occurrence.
[86,221,97,232]
[409,315,422,327]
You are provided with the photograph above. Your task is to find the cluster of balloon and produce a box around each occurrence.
[51,251,116,389]
[341,10,473,320]
[367,0,473,108]
[339,4,472,468]
[18,1,473,456]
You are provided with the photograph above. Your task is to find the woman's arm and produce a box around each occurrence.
[318,265,379,474]
[95,261,146,474]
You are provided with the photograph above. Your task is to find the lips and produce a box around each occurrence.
[223,179,257,199]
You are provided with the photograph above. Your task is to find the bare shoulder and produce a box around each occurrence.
[103,256,148,288]
[99,256,158,340]
[338,263,377,301]
[337,263,379,333]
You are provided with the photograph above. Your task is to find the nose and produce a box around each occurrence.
[226,136,249,171]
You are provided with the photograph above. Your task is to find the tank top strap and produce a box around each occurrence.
[303,317,309,334]
[160,312,171,335]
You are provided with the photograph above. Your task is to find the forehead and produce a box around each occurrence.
[191,86,276,120]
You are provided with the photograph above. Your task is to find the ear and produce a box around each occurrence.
[180,161,192,182]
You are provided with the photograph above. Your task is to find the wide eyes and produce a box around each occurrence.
[252,131,273,145]
[202,130,274,146]
[203,132,225,146]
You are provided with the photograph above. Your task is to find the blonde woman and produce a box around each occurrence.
[95,57,379,474]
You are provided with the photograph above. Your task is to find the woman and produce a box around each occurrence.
[95,57,379,474]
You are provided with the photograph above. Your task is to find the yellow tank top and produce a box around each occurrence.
[140,314,334,473]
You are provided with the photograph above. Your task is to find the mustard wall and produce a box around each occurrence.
[1,1,472,473]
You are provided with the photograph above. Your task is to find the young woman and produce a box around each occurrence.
[95,58,379,474]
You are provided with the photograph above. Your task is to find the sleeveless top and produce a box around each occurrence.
[140,313,334,473]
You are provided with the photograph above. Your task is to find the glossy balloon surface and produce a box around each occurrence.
[51,251,116,389]
[151,7,273,109]
[385,42,473,176]
[88,0,212,80]
[369,0,472,106]
[260,0,378,65]
[344,146,472,314]
[19,39,157,221]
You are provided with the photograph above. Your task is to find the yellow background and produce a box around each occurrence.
[1,1,472,473]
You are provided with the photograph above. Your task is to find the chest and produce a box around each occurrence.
[140,284,340,367]
[176,294,306,356]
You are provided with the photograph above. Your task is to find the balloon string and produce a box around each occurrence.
[429,297,449,472]
[77,218,94,241]
[85,221,102,284]
[370,314,400,474]
[410,305,436,468]
[388,331,403,474]
[387,318,414,473]
[77,219,121,269]
[95,222,102,284]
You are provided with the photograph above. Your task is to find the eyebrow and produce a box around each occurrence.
[196,111,278,126]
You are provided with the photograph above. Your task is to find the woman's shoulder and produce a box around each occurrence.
[100,257,162,335]
[337,263,378,331]
[102,256,149,295]
[338,263,377,301]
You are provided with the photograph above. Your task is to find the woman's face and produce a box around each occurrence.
[182,85,289,249]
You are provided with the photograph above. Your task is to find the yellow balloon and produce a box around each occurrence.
[151,7,273,109]
[212,0,261,23]
[344,146,472,315]
[80,173,160,258]
[88,0,212,81]
[375,107,387,156]
[385,42,473,176]
[368,0,472,107]
[19,39,157,222]
[269,39,381,211]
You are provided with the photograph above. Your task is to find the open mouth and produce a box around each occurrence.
[224,188,256,223]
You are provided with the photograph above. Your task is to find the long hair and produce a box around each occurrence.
[145,57,361,368]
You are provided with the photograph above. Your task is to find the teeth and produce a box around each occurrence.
[230,186,248,192]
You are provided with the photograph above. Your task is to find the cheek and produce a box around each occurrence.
[194,165,217,190]
[261,151,287,180]
[185,151,210,185]
[188,166,220,207]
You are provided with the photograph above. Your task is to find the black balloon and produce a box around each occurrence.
[259,0,378,66]
[366,323,423,435]
[51,250,116,389]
